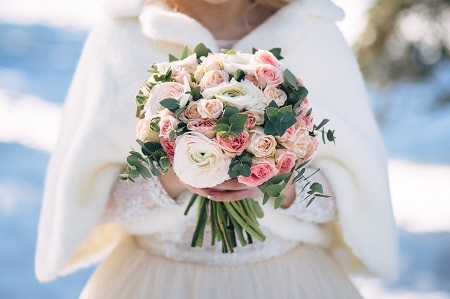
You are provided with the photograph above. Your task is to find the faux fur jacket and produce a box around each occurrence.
[35,0,398,282]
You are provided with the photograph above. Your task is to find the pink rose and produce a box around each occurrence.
[244,74,259,87]
[252,50,280,67]
[295,99,313,131]
[187,118,217,139]
[297,76,305,87]
[254,64,283,88]
[275,124,296,142]
[242,111,261,130]
[199,70,229,90]
[180,102,202,123]
[275,149,296,174]
[264,85,287,107]
[160,137,176,163]
[159,115,179,138]
[303,136,319,161]
[237,157,278,187]
[197,98,224,119]
[217,130,250,156]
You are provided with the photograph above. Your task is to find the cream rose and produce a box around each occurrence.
[180,102,202,122]
[282,128,314,159]
[170,53,198,73]
[200,53,223,71]
[246,127,277,157]
[197,98,224,119]
[202,79,267,113]
[199,70,229,90]
[136,119,159,143]
[173,132,231,188]
[264,85,287,107]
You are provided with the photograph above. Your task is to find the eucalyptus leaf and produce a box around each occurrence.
[284,69,298,88]
[269,48,283,60]
[274,195,286,209]
[265,184,283,197]
[309,182,324,194]
[315,119,330,130]
[180,46,189,60]
[194,43,211,58]
[168,54,178,62]
[160,98,179,111]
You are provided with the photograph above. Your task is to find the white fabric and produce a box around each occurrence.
[35,0,398,283]
[79,237,363,299]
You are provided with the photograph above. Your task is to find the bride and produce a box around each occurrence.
[35,0,398,298]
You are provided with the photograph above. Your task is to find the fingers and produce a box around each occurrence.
[208,188,262,202]
[209,179,249,191]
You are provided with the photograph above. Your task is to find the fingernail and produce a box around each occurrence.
[207,195,214,200]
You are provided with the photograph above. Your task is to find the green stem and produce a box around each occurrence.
[223,202,266,242]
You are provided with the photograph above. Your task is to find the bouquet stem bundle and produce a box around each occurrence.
[185,195,265,253]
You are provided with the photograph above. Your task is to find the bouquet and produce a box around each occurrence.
[121,44,335,253]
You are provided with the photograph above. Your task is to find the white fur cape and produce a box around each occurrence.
[35,0,398,282]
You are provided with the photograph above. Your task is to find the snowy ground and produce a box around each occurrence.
[1,1,450,297]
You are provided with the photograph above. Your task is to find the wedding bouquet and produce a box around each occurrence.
[121,44,335,253]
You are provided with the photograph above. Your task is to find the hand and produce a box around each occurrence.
[184,179,263,202]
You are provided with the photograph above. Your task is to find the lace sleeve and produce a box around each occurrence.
[278,169,337,223]
[102,176,180,224]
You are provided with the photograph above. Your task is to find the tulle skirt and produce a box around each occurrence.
[79,236,362,299]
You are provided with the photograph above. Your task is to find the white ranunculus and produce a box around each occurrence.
[220,53,254,74]
[144,82,186,117]
[202,79,267,113]
[173,132,231,188]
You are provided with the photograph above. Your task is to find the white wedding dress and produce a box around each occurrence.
[79,176,362,298]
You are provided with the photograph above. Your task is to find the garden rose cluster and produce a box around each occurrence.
[136,47,318,189]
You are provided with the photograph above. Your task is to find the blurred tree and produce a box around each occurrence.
[354,0,450,85]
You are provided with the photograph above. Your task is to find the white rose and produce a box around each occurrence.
[173,132,231,188]
[170,53,198,73]
[220,53,254,74]
[246,127,277,157]
[264,85,287,106]
[144,82,185,116]
[202,79,267,113]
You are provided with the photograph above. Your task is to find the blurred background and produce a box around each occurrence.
[0,0,449,298]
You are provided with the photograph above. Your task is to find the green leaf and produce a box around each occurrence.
[127,155,142,167]
[180,46,189,60]
[274,195,286,209]
[269,48,283,60]
[160,98,179,110]
[252,47,257,54]
[168,54,178,62]
[213,123,230,132]
[194,43,211,58]
[239,164,251,177]
[262,192,270,205]
[327,130,336,142]
[229,113,248,128]
[265,184,283,197]
[269,173,292,185]
[306,197,316,208]
[175,105,188,119]
[169,130,176,142]
[232,69,245,82]
[294,86,309,101]
[190,86,202,101]
[315,119,330,131]
[264,121,277,135]
[137,165,152,178]
[223,106,240,118]
[309,182,324,194]
[274,120,287,136]
[266,107,278,118]
[284,68,298,88]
